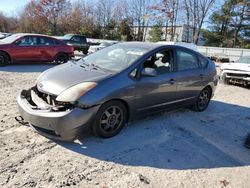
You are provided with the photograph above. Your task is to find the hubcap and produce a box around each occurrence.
[100,106,123,133]
[198,89,210,109]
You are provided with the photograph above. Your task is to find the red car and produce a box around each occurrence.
[0,33,74,66]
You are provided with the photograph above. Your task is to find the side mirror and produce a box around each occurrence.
[141,68,157,77]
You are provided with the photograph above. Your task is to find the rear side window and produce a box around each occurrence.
[80,36,87,43]
[198,55,209,68]
[176,49,199,71]
[39,37,54,46]
[53,39,61,45]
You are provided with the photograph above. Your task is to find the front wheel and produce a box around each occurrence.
[54,53,69,64]
[192,87,212,112]
[92,101,127,138]
[0,52,8,66]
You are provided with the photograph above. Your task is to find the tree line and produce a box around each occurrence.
[0,0,249,48]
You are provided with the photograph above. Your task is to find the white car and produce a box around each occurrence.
[220,56,250,86]
[88,42,117,54]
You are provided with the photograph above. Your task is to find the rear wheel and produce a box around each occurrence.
[55,53,69,64]
[192,87,212,112]
[92,101,127,138]
[0,52,8,66]
[82,50,88,55]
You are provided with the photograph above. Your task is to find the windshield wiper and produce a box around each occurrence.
[78,59,90,68]
[90,63,104,71]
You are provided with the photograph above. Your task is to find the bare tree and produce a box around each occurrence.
[35,0,71,35]
[19,1,48,34]
[231,1,249,47]
[150,0,179,41]
[96,0,115,27]
[183,0,216,44]
[128,0,153,41]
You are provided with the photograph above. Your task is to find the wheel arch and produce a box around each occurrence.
[54,52,69,59]
[0,50,12,63]
[54,52,69,63]
[205,85,212,94]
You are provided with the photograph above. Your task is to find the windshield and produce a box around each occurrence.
[63,34,73,40]
[235,57,250,64]
[1,34,22,43]
[100,42,111,47]
[80,44,149,72]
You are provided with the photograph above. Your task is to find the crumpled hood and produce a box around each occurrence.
[37,61,112,96]
[221,63,250,72]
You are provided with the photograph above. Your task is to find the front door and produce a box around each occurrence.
[134,49,177,113]
[11,36,41,63]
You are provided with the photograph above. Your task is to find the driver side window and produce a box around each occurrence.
[17,36,37,46]
[143,50,173,75]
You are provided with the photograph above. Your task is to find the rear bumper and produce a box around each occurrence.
[17,95,99,141]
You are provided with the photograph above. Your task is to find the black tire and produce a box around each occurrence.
[0,52,8,66]
[82,50,88,55]
[192,87,212,112]
[221,73,230,85]
[55,53,69,64]
[92,101,127,138]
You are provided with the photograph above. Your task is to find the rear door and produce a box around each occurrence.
[36,36,57,62]
[174,48,206,102]
[134,48,178,113]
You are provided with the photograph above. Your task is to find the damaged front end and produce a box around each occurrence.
[17,86,99,141]
[221,70,250,86]
[21,86,74,112]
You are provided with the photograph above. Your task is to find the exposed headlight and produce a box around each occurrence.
[56,82,97,102]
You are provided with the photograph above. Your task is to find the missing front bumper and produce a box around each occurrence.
[17,89,100,141]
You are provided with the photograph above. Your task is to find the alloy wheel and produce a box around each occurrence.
[99,106,123,134]
[198,89,210,110]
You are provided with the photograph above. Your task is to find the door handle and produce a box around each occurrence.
[169,78,175,84]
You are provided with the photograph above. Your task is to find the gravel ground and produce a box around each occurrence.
[0,64,250,188]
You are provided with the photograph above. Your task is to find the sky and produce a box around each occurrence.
[0,0,78,16]
[0,0,31,16]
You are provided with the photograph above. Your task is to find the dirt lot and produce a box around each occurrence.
[0,64,250,188]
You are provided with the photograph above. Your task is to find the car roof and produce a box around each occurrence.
[118,42,197,52]
[64,34,86,37]
[11,33,51,38]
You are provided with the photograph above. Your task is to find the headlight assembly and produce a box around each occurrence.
[56,82,97,102]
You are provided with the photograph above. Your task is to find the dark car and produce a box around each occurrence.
[60,34,89,54]
[0,33,74,66]
[17,42,218,141]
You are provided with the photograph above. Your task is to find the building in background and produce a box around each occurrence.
[133,25,204,45]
